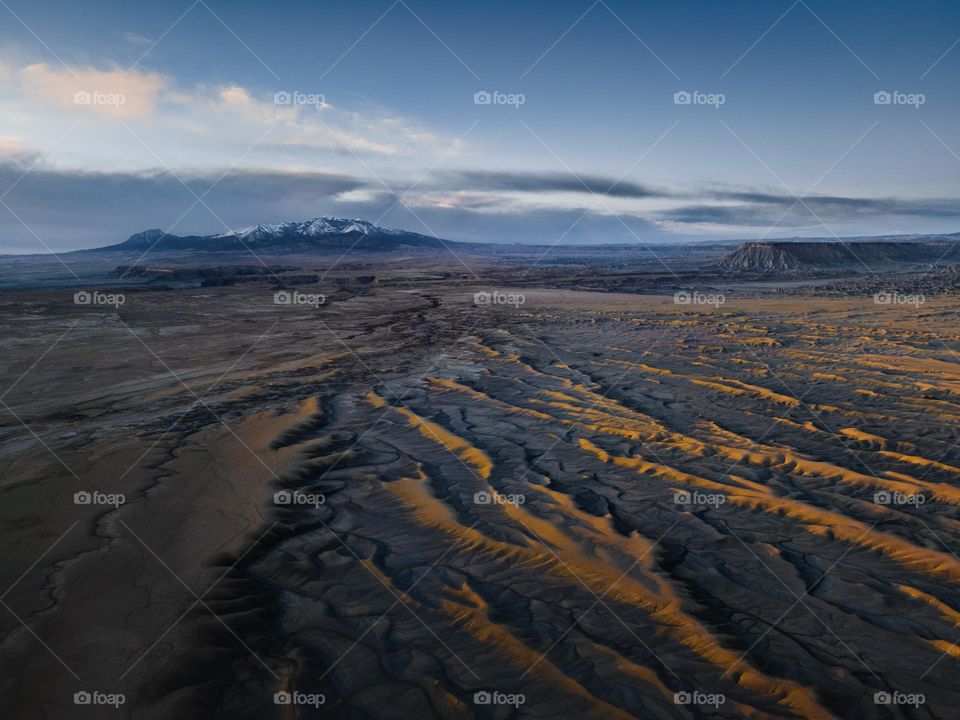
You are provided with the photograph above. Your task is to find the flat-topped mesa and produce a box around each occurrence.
[718,240,960,273]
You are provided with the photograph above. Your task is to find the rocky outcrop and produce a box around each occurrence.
[719,240,960,273]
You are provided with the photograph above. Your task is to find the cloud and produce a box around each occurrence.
[0,158,679,250]
[2,60,454,168]
[660,194,960,230]
[2,148,960,251]
[123,31,153,47]
[0,136,27,156]
[444,170,667,198]
[219,85,255,107]
[658,204,779,227]
[20,63,166,118]
[407,191,524,212]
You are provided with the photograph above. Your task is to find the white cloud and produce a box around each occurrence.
[123,31,153,47]
[0,58,463,183]
[0,136,26,156]
[21,63,166,119]
[219,84,255,106]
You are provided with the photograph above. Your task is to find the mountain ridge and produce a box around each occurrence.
[97,216,449,253]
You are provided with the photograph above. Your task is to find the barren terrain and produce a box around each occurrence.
[1,265,959,719]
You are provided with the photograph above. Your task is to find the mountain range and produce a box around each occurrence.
[98,217,450,253]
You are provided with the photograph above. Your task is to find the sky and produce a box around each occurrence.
[2,0,960,252]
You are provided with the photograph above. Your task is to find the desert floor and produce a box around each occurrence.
[1,281,959,719]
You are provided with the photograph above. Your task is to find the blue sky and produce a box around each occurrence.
[1,0,960,251]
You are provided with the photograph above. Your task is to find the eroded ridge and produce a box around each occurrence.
[222,297,960,719]
[4,290,960,719]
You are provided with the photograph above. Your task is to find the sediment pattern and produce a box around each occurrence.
[3,289,960,719]
[230,295,960,719]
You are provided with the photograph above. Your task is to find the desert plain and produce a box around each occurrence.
[1,256,959,719]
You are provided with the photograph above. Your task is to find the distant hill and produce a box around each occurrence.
[96,217,450,254]
[718,240,960,273]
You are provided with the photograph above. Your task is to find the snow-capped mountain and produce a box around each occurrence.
[102,217,446,253]
[212,217,407,243]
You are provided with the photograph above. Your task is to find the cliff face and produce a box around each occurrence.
[718,241,960,273]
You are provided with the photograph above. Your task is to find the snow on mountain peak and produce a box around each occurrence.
[214,217,397,240]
